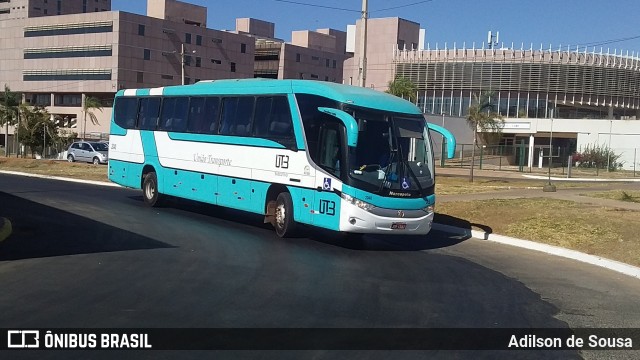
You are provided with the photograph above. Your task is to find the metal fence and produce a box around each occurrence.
[440,141,639,178]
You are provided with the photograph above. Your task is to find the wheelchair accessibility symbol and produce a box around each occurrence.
[323,178,332,191]
[401,177,410,190]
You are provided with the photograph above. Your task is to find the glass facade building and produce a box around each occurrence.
[393,46,640,120]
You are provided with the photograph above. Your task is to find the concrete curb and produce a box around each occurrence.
[432,223,640,279]
[0,170,119,187]
[0,217,12,243]
[522,174,640,182]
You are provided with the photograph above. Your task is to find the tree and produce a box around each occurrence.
[466,92,504,182]
[0,84,20,157]
[386,77,417,103]
[82,96,103,139]
[17,105,60,158]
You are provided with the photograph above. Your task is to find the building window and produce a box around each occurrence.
[241,43,246,53]
[230,62,236,72]
[24,21,114,37]
[325,76,329,81]
[0,8,9,14]
[196,35,202,46]
[185,33,191,44]
[310,74,318,79]
[161,74,174,80]
[44,9,47,14]
[57,0,61,15]
[136,71,143,83]
[195,57,201,67]
[211,59,221,64]
[184,55,191,66]
[296,53,300,62]
[332,59,336,69]
[184,77,190,85]
[24,45,113,59]
[311,56,319,61]
[82,0,87,12]
[138,24,145,36]
[299,72,303,79]
[54,94,82,106]
[143,49,150,60]
[326,59,330,67]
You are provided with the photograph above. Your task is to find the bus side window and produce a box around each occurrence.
[137,97,161,130]
[269,97,293,139]
[188,97,221,134]
[160,97,189,132]
[113,97,138,129]
[253,97,273,137]
[220,97,255,136]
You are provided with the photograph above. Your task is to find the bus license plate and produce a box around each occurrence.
[391,222,407,230]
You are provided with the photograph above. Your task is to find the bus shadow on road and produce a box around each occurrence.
[0,192,176,261]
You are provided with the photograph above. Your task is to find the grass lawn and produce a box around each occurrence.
[436,198,640,267]
[0,157,108,182]
[581,190,640,203]
[435,176,610,195]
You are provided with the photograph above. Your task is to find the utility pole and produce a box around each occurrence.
[181,43,185,86]
[358,0,368,87]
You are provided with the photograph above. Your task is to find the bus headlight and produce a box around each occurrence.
[341,193,376,212]
[423,205,435,213]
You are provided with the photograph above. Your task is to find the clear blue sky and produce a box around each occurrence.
[113,0,640,53]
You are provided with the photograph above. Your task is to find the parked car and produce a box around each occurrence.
[67,141,109,165]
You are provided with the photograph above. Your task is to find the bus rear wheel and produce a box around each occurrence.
[274,192,296,238]
[142,171,162,207]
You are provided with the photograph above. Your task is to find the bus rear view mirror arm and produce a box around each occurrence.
[317,107,358,147]
[427,122,456,159]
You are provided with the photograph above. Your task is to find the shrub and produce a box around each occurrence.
[573,144,623,171]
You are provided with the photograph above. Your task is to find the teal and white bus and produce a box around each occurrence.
[108,79,455,237]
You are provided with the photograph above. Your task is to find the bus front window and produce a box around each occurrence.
[346,107,435,197]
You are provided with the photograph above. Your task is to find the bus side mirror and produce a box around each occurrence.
[317,107,358,147]
[427,122,456,159]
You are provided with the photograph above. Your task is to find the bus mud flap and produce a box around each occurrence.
[264,200,277,226]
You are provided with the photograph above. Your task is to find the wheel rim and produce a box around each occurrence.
[67,155,73,162]
[93,158,99,165]
[145,180,155,200]
[275,202,286,229]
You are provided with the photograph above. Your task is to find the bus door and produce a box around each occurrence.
[312,122,343,230]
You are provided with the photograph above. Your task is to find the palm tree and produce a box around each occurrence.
[82,96,103,139]
[466,92,503,182]
[0,85,20,157]
[385,77,417,103]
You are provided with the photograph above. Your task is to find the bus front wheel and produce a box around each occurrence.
[142,172,162,207]
[274,192,296,237]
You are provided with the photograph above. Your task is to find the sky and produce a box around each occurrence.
[112,0,640,54]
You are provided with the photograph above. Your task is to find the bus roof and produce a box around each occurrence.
[116,79,422,116]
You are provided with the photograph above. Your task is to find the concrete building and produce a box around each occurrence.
[236,18,348,82]
[343,17,423,90]
[0,0,112,20]
[0,0,254,146]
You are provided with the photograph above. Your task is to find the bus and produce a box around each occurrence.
[108,79,455,237]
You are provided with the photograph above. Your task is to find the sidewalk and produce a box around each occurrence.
[436,166,640,182]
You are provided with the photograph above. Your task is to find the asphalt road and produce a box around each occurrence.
[0,173,639,360]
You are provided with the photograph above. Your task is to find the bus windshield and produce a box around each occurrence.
[344,106,434,196]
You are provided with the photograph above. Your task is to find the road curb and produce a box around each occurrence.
[433,223,640,279]
[0,170,119,187]
[0,217,12,243]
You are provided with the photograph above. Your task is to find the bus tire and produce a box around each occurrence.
[142,171,162,207]
[274,192,296,238]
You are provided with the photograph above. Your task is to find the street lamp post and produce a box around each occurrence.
[607,119,613,171]
[543,109,556,192]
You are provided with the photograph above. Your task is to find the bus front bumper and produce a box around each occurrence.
[338,200,434,235]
